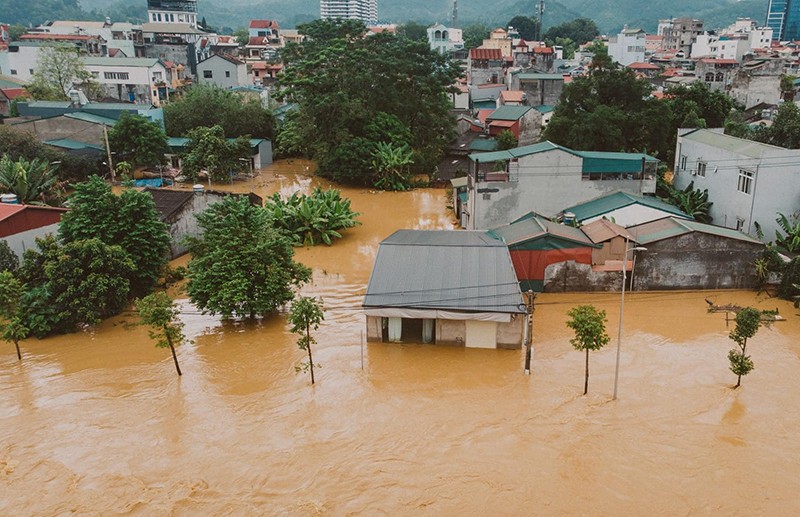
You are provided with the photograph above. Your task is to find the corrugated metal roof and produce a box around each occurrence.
[575,150,657,174]
[491,216,597,248]
[581,219,637,244]
[44,139,104,150]
[469,138,498,151]
[469,141,559,163]
[561,191,690,222]
[534,104,554,113]
[363,230,526,314]
[144,187,194,221]
[680,129,786,158]
[514,73,565,80]
[469,48,503,60]
[63,112,117,126]
[628,217,763,245]
[487,105,532,121]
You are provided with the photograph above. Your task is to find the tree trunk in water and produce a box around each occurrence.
[168,337,182,376]
[736,341,747,388]
[584,348,589,395]
[306,325,315,385]
[14,339,21,361]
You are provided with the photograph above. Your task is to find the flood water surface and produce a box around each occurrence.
[3,162,800,515]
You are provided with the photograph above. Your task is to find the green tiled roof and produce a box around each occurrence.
[490,215,598,249]
[486,105,532,121]
[681,129,784,158]
[469,138,498,151]
[562,191,690,222]
[45,139,103,150]
[64,112,117,126]
[534,105,555,114]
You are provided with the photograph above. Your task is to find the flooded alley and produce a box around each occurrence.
[2,161,800,515]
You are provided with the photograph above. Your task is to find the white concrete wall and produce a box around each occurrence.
[197,57,246,89]
[674,132,800,240]
[3,223,59,258]
[1,45,42,81]
[608,32,646,66]
[467,148,656,229]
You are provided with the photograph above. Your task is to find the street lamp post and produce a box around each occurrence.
[612,240,647,400]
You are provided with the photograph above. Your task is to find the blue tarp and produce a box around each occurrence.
[133,178,172,188]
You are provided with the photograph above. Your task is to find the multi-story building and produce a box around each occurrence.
[320,0,378,25]
[659,17,704,55]
[147,0,199,28]
[427,23,463,55]
[765,0,800,40]
[83,56,167,105]
[607,27,646,66]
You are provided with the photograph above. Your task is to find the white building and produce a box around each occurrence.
[427,23,464,55]
[196,54,248,89]
[83,57,167,105]
[673,128,800,241]
[691,19,773,61]
[32,20,139,57]
[147,0,198,28]
[607,28,646,66]
[0,42,46,81]
[462,141,658,230]
[320,0,378,25]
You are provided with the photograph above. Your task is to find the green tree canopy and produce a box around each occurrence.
[507,16,538,40]
[136,291,186,376]
[544,18,600,44]
[47,238,134,332]
[26,43,97,100]
[278,19,460,187]
[59,176,171,295]
[0,241,18,273]
[186,196,311,319]
[108,113,169,167]
[751,102,800,148]
[397,21,429,42]
[728,307,761,388]
[566,304,610,395]
[164,84,275,139]
[463,23,491,49]
[180,125,251,183]
[288,296,324,384]
[0,270,27,360]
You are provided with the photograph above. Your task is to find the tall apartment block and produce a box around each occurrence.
[320,0,378,25]
[147,0,199,28]
[766,0,800,40]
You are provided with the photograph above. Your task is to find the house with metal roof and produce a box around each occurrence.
[468,48,505,86]
[461,141,658,230]
[362,230,527,349]
[485,105,541,146]
[628,217,765,290]
[82,57,168,106]
[559,191,691,227]
[7,111,117,152]
[0,203,69,258]
[489,214,599,292]
[674,128,800,243]
[165,137,272,171]
[508,71,565,106]
[15,100,164,126]
[581,218,639,268]
[196,54,248,89]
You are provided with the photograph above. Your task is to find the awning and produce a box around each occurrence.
[450,176,468,188]
[364,308,512,323]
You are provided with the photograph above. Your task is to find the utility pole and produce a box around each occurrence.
[524,290,536,374]
[103,125,115,183]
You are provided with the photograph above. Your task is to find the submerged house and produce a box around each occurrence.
[628,217,765,290]
[489,214,599,292]
[363,230,527,349]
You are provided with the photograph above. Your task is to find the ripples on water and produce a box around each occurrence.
[3,161,800,514]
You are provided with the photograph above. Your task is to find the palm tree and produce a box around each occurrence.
[0,155,63,205]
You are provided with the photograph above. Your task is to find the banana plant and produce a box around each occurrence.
[775,212,800,253]
[0,155,64,205]
[264,187,360,247]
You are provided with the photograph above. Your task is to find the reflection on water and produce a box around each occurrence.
[3,161,800,514]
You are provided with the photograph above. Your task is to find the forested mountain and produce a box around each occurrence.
[8,0,766,35]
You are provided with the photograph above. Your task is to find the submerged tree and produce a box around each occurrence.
[728,307,761,388]
[187,196,311,319]
[566,305,610,395]
[136,291,186,376]
[0,271,27,360]
[288,296,324,384]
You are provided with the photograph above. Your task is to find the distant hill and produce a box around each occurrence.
[13,0,767,35]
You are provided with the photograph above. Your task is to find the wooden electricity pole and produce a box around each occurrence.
[524,290,536,374]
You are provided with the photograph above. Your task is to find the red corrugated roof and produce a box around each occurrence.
[249,20,278,29]
[470,48,502,60]
[477,109,494,124]
[1,87,27,100]
[0,204,68,237]
[250,61,267,70]
[247,36,269,46]
[533,47,554,54]
[500,90,525,102]
[20,33,92,41]
[627,62,660,70]
[700,58,738,64]
[489,120,516,128]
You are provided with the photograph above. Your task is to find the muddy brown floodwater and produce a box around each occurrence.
[3,160,800,515]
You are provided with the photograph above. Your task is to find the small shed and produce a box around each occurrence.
[0,203,69,257]
[165,137,272,170]
[581,218,638,266]
[628,217,765,290]
[363,230,526,349]
[489,214,599,292]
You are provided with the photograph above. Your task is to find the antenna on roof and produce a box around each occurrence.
[452,0,458,29]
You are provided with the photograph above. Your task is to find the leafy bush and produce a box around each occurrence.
[265,187,361,246]
[778,257,800,300]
